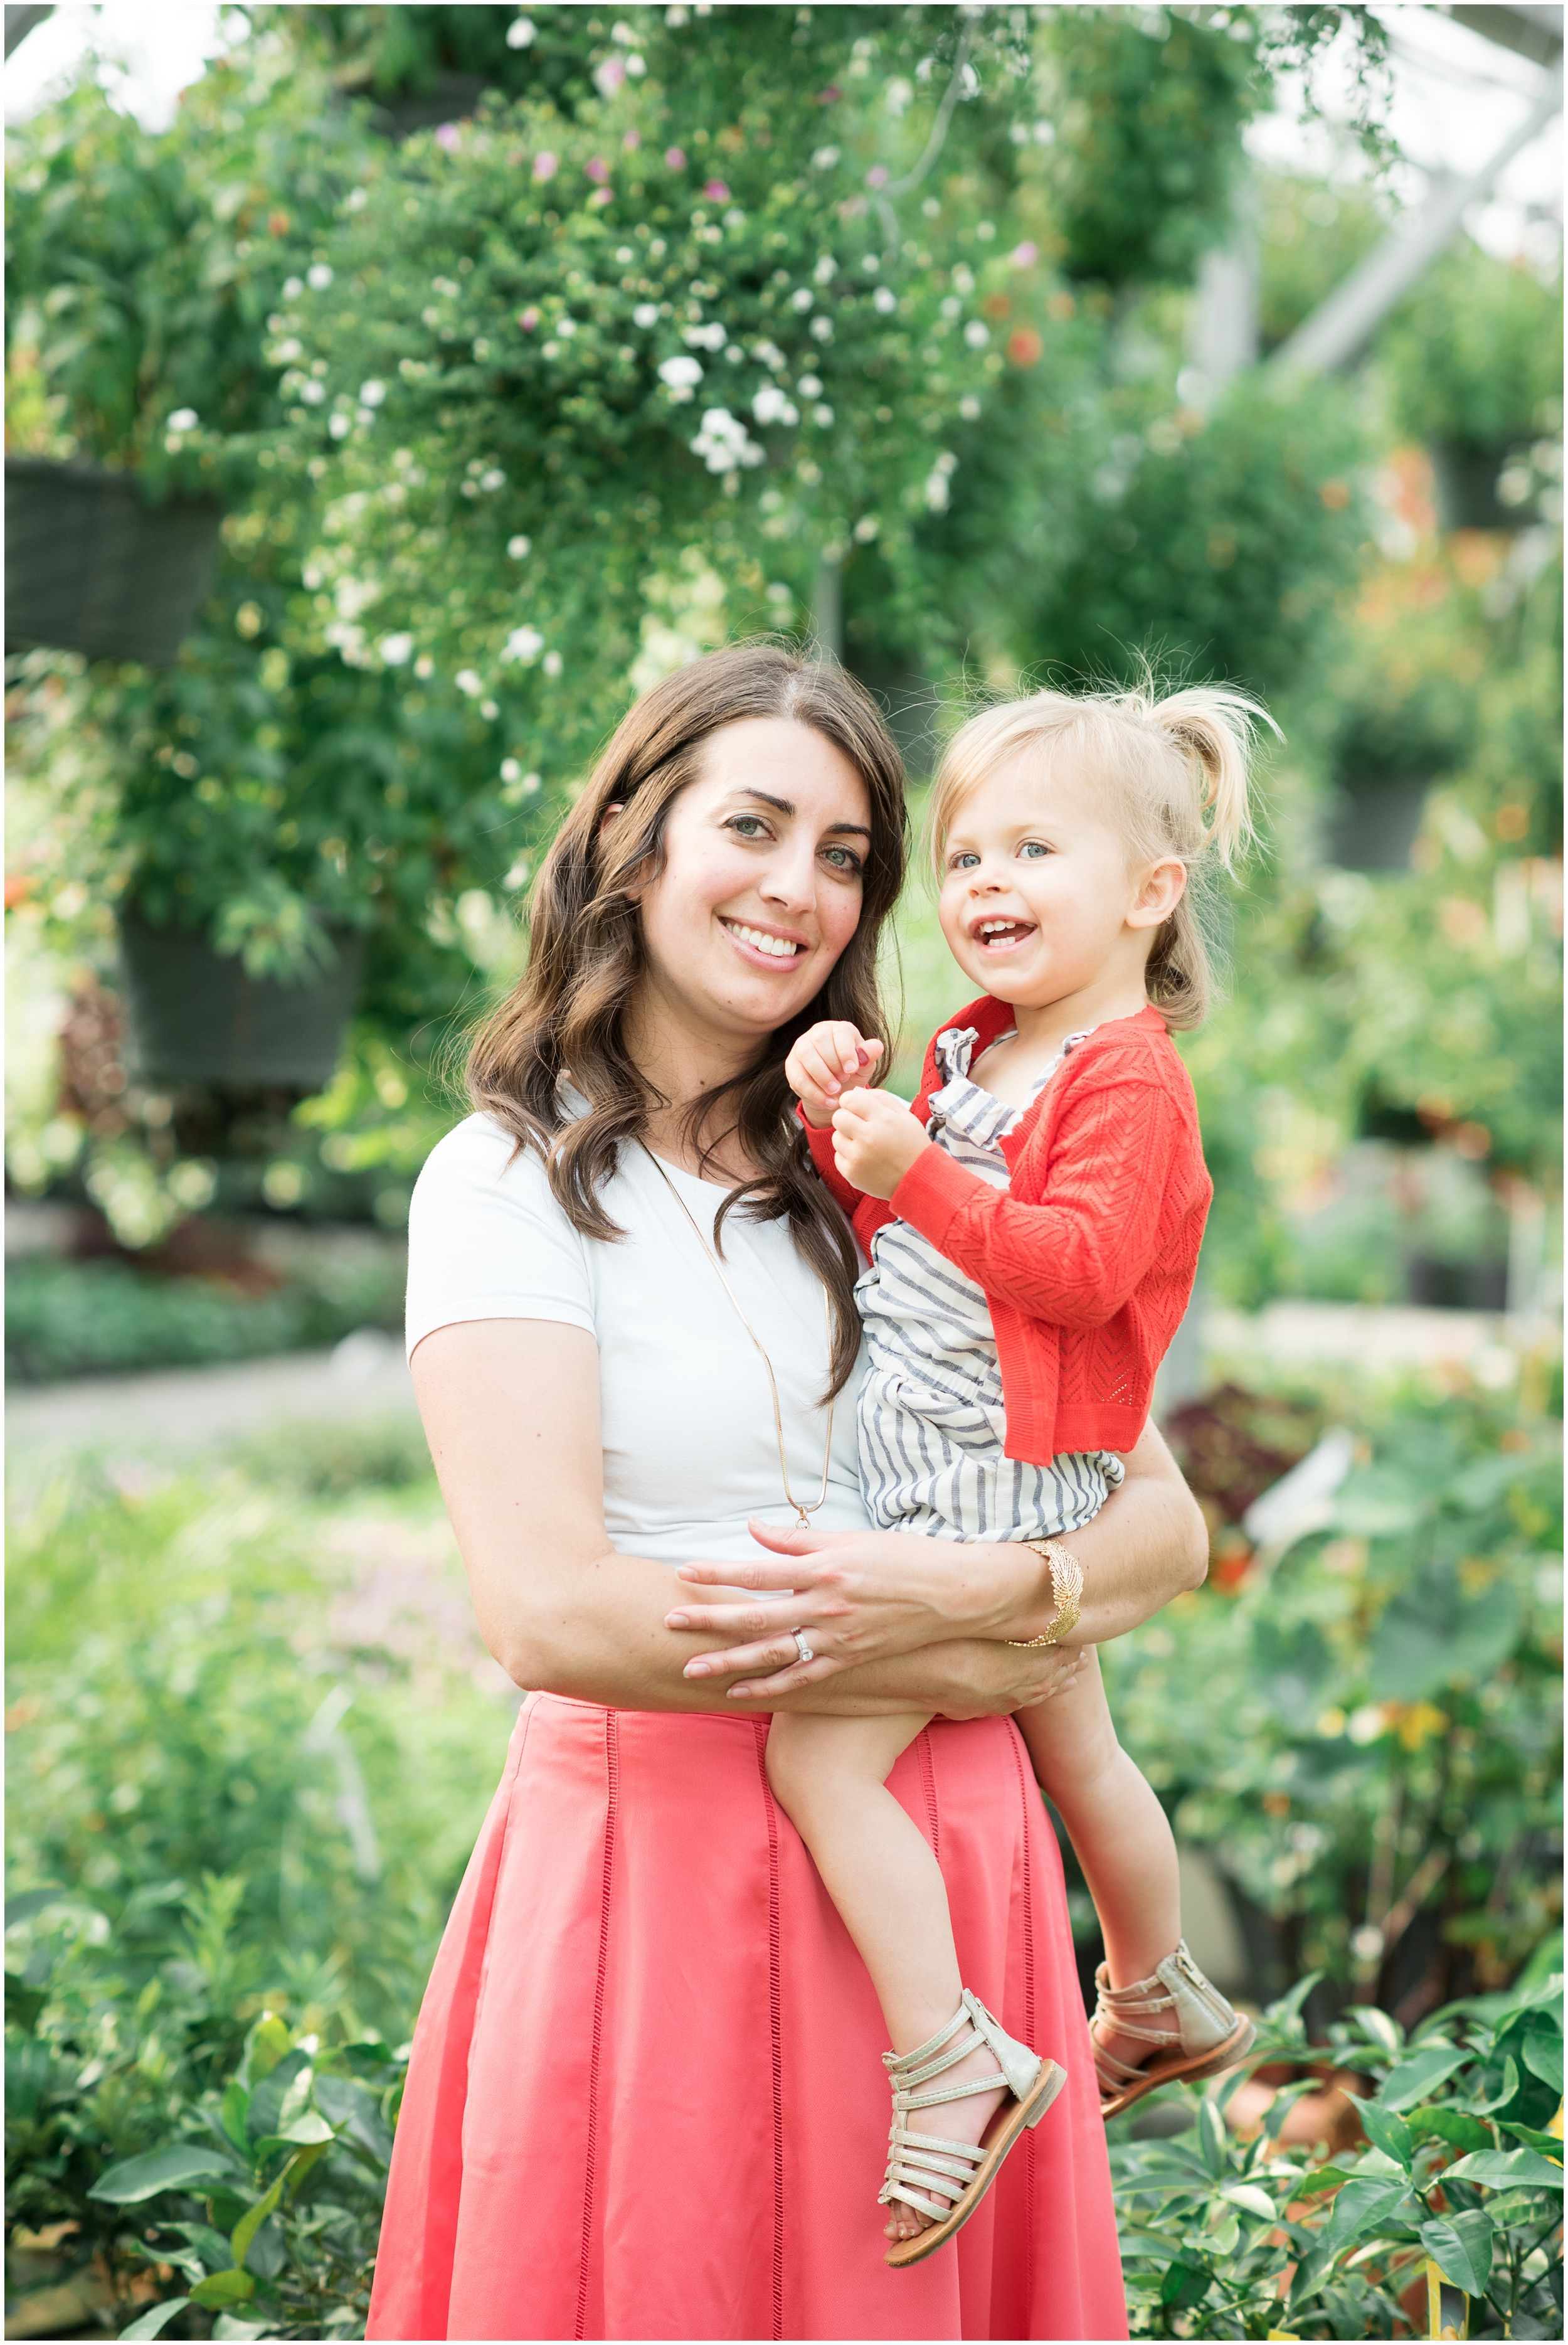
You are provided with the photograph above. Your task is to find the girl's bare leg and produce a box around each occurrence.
[765,1709,1009,2241]
[1015,1649,1184,2075]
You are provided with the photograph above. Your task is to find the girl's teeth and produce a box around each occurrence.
[729,922,798,959]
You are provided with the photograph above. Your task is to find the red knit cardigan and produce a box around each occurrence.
[804,997,1211,1464]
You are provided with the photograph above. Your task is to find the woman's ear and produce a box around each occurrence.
[1126,856,1187,931]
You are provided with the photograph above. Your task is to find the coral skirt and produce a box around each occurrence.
[366,1696,1126,2342]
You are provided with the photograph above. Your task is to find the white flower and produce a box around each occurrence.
[502,625,545,664]
[809,316,832,343]
[753,384,799,427]
[959,395,982,421]
[752,339,786,370]
[543,650,563,677]
[329,413,351,439]
[359,380,386,407]
[507,14,536,45]
[691,407,765,474]
[269,337,303,364]
[479,468,505,491]
[951,265,975,296]
[504,857,531,890]
[812,254,837,287]
[507,534,532,558]
[683,321,727,351]
[501,757,522,783]
[307,263,334,291]
[379,632,414,665]
[797,374,822,398]
[853,514,879,542]
[810,146,840,170]
[633,302,660,329]
[924,451,958,512]
[872,286,897,315]
[790,288,814,313]
[300,381,326,405]
[558,317,576,339]
[167,408,199,432]
[963,320,990,349]
[659,353,704,402]
[455,668,484,696]
[283,276,304,297]
[626,53,645,75]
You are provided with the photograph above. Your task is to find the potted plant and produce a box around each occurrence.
[4,38,366,662]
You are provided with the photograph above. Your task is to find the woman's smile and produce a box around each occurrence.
[718,914,808,966]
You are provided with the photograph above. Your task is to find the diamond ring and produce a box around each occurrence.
[792,1629,814,1665]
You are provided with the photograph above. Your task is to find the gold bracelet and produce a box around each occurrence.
[1003,1539,1084,1648]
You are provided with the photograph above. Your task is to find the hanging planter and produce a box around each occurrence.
[119,909,362,1091]
[5,460,223,667]
[1428,440,1527,534]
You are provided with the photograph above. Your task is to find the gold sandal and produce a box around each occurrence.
[880,1988,1066,2270]
[1092,1940,1256,2119]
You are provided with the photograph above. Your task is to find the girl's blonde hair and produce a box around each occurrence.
[927,678,1278,1029]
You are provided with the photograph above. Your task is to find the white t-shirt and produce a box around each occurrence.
[406,1113,871,1569]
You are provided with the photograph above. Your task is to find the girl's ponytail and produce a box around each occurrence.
[1147,686,1274,872]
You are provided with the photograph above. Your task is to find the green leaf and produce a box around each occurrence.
[1333,1465,1427,1536]
[4,1886,69,1927]
[1221,2181,1279,2220]
[1197,2096,1229,2177]
[1369,1560,1520,1701]
[1345,2006,1402,2056]
[1501,2122,1567,2155]
[1522,2026,1564,2097]
[1350,2094,1414,2169]
[117,2302,192,2341]
[231,2164,288,2272]
[1318,2172,1411,2257]
[1380,2047,1471,2109]
[1443,2147,1564,2189]
[1158,2259,1212,2312]
[1407,2105,1492,2154]
[1419,2209,1494,2295]
[237,2013,293,2093]
[219,2079,252,2154]
[1295,2163,1357,2194]
[90,2142,236,2203]
[189,2267,257,2309]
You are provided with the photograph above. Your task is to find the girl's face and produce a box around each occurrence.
[937,755,1175,1008]
[628,716,874,1055]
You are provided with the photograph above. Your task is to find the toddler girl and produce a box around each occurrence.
[765,684,1268,2265]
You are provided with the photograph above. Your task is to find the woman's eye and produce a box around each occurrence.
[820,845,863,875]
[728,816,768,839]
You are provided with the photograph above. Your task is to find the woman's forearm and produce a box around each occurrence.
[996,1420,1208,1647]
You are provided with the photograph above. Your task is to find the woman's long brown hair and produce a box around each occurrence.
[467,644,909,1399]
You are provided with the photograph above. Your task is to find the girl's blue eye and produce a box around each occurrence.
[1019,840,1051,859]
[950,851,980,871]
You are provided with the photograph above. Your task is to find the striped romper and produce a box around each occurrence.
[856,1024,1125,1541]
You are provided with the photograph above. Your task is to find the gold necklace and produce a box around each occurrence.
[639,1144,835,1526]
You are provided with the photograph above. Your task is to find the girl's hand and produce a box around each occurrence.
[785,1022,884,1130]
[665,1518,1056,1698]
[831,1085,929,1199]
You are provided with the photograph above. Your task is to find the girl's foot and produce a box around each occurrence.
[1091,1941,1257,2119]
[882,2038,1007,2242]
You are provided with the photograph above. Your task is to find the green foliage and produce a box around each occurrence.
[1105,1378,1563,2001]
[3,36,362,495]
[1112,1972,1564,2339]
[5,1449,511,2334]
[4,1241,405,1384]
[1258,171,1387,354]
[1382,242,1564,456]
[1024,370,1367,693]
[1041,6,1263,287]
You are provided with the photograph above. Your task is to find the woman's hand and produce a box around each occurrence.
[666,1518,1042,1698]
[785,1021,883,1130]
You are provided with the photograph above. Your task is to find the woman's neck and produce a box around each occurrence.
[623,987,766,1181]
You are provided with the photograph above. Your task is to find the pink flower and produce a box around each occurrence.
[586,156,609,184]
[593,54,627,97]
[622,127,641,150]
[818,85,840,104]
[519,306,541,331]
[866,164,889,188]
[703,178,729,201]
[532,150,558,183]
[1010,241,1039,268]
[435,122,461,152]
[588,186,613,208]
[665,146,687,170]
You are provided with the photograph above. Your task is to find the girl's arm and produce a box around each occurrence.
[843,1072,1202,1329]
[667,1417,1210,1697]
[411,1318,1089,1717]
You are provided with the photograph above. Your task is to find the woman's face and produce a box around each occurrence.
[627,717,874,1055]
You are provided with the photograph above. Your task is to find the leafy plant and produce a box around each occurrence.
[1112,1968,1563,2340]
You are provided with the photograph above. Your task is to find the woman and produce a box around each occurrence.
[367,646,1207,2344]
